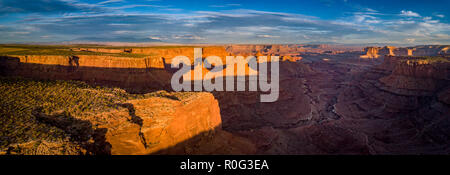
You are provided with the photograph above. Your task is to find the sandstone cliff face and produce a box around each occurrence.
[412,45,450,56]
[0,48,304,93]
[7,91,256,155]
[0,55,172,93]
[360,46,402,58]
[394,48,412,56]
[9,55,166,68]
[83,92,255,155]
[379,46,396,56]
[71,46,233,64]
[281,55,303,62]
[361,45,450,58]
[360,47,380,58]
[128,46,231,63]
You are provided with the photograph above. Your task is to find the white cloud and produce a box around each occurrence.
[436,14,445,18]
[209,4,241,8]
[108,23,132,26]
[365,8,377,12]
[110,5,165,10]
[172,34,205,40]
[365,19,380,24]
[257,34,280,38]
[405,38,415,43]
[98,0,124,5]
[11,31,30,35]
[148,36,163,40]
[400,10,421,17]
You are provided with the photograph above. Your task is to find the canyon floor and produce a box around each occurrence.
[0,44,449,155]
[223,59,449,154]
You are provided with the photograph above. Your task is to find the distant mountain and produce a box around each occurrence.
[73,36,162,43]
[303,41,341,45]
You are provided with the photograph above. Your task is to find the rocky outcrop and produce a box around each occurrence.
[226,45,305,55]
[3,91,256,155]
[378,56,450,95]
[360,46,399,58]
[360,47,380,58]
[281,55,302,62]
[412,45,450,56]
[394,48,413,56]
[361,45,450,58]
[82,92,255,155]
[7,55,165,68]
[379,46,396,56]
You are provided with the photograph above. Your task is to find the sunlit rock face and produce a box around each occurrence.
[93,92,255,155]
[0,55,173,93]
[379,46,396,56]
[360,47,380,58]
[360,45,450,59]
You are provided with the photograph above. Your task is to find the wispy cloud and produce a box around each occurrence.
[98,0,124,5]
[400,10,421,17]
[209,4,241,8]
[0,0,106,14]
[257,34,280,38]
[109,4,165,10]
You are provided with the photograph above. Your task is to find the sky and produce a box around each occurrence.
[0,0,449,45]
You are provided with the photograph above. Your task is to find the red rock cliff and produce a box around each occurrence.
[83,92,255,155]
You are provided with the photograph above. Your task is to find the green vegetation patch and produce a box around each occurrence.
[402,56,450,64]
[0,76,133,151]
[0,45,152,58]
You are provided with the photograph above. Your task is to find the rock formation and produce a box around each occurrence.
[378,56,449,95]
[412,45,450,56]
[87,92,255,155]
[379,46,396,56]
[361,45,450,58]
[360,47,380,58]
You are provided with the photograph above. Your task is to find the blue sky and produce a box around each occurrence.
[0,0,449,44]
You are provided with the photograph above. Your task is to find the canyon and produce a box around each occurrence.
[0,44,449,154]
